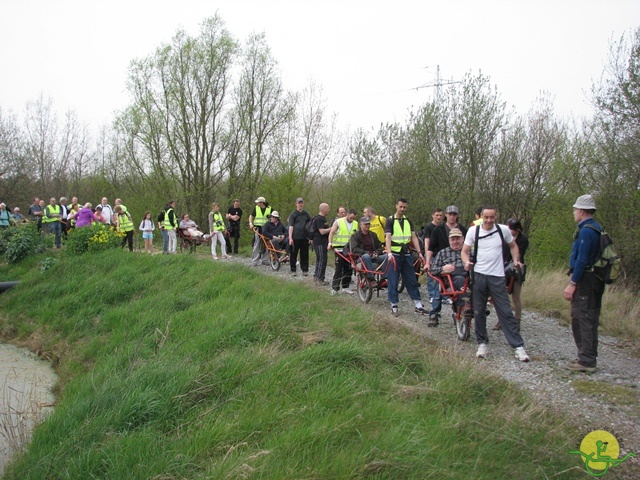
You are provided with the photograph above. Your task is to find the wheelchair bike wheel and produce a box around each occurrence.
[456,307,473,342]
[356,272,373,303]
[180,239,192,253]
[397,274,404,293]
[269,251,281,271]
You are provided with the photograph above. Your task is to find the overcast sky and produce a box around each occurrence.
[1,0,638,133]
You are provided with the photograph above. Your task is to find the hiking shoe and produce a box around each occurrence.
[415,307,429,315]
[391,305,399,317]
[514,346,530,363]
[290,271,297,277]
[476,343,488,359]
[427,313,439,327]
[302,271,308,277]
[341,288,354,295]
[566,360,596,373]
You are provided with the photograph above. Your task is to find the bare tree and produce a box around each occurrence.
[117,15,238,220]
[0,107,31,204]
[227,33,293,202]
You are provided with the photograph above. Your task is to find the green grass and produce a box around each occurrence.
[0,251,587,478]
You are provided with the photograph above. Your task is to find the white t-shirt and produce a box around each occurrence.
[464,224,513,277]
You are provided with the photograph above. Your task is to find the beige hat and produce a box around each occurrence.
[255,196,266,204]
[573,194,596,211]
[270,211,280,218]
[449,228,463,237]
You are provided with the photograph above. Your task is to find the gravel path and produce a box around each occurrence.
[228,253,640,469]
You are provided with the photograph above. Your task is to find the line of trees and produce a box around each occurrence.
[0,18,637,282]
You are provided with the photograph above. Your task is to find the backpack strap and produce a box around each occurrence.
[474,224,506,263]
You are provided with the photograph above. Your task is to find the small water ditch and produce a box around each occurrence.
[0,343,56,475]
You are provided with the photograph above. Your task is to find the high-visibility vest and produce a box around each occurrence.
[162,208,176,230]
[43,204,61,223]
[118,212,134,232]
[253,206,271,227]
[333,218,357,247]
[390,216,412,253]
[211,212,225,232]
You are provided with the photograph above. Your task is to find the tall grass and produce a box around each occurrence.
[524,268,640,342]
[0,251,594,478]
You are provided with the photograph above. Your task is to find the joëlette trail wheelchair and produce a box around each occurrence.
[256,229,290,271]
[428,272,474,341]
[177,228,211,253]
[348,252,395,303]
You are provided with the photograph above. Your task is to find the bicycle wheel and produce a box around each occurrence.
[270,251,281,271]
[456,308,472,342]
[356,272,373,303]
[397,274,405,293]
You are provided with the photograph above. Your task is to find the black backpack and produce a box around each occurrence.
[305,216,317,240]
[585,224,621,284]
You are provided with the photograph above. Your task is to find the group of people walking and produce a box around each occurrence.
[253,194,607,372]
[9,191,606,372]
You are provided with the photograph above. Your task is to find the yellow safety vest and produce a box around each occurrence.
[43,204,61,223]
[162,208,176,230]
[253,206,271,227]
[211,212,225,232]
[333,218,358,247]
[390,216,412,253]
[118,212,134,232]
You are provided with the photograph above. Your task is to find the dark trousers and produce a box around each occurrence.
[313,243,328,282]
[290,238,309,273]
[332,251,352,291]
[472,272,524,348]
[571,271,605,367]
[121,230,134,251]
[228,225,240,253]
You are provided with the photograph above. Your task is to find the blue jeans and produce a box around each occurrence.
[48,221,62,248]
[161,229,169,253]
[387,253,421,305]
[360,254,388,280]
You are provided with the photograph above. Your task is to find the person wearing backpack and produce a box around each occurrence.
[460,206,530,362]
[563,194,605,373]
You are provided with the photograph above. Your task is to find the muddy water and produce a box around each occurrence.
[0,343,56,475]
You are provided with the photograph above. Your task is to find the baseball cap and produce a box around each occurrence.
[449,228,463,237]
[296,197,304,203]
[255,196,266,204]
[445,205,459,214]
[360,216,371,224]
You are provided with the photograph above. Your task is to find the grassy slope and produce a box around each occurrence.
[0,251,583,479]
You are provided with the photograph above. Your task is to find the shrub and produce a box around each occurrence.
[64,224,122,256]
[3,224,49,264]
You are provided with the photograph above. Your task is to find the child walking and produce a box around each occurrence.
[139,212,155,253]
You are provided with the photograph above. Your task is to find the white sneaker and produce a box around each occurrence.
[476,343,488,359]
[331,289,338,296]
[341,288,354,295]
[212,256,219,260]
[514,346,530,362]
